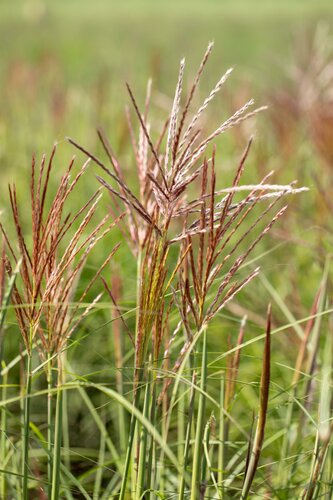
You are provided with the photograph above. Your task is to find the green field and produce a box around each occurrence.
[1,0,333,173]
[0,1,332,498]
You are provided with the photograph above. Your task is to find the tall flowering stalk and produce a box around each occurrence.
[68,43,306,497]
[1,147,120,498]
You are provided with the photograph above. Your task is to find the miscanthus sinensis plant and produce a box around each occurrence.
[1,148,122,499]
[1,44,321,500]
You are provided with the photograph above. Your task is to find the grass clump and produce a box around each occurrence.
[0,43,330,500]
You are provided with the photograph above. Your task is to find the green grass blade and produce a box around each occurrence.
[51,371,63,500]
[0,366,8,499]
[218,374,225,497]
[136,371,151,499]
[203,413,221,499]
[93,417,106,500]
[303,324,332,500]
[22,353,32,500]
[179,372,196,500]
[190,326,207,499]
[47,358,53,499]
[146,375,157,499]
[241,305,271,499]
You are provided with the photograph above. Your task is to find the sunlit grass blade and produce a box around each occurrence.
[302,323,332,500]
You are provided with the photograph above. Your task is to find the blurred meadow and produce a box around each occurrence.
[0,0,333,498]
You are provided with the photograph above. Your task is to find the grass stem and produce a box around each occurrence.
[179,372,196,500]
[47,357,53,499]
[119,249,143,499]
[218,375,225,498]
[190,326,207,500]
[146,370,157,499]
[51,363,63,500]
[136,369,151,499]
[0,364,7,499]
[119,381,141,500]
[22,352,32,500]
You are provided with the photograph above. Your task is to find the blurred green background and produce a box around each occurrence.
[1,0,333,176]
